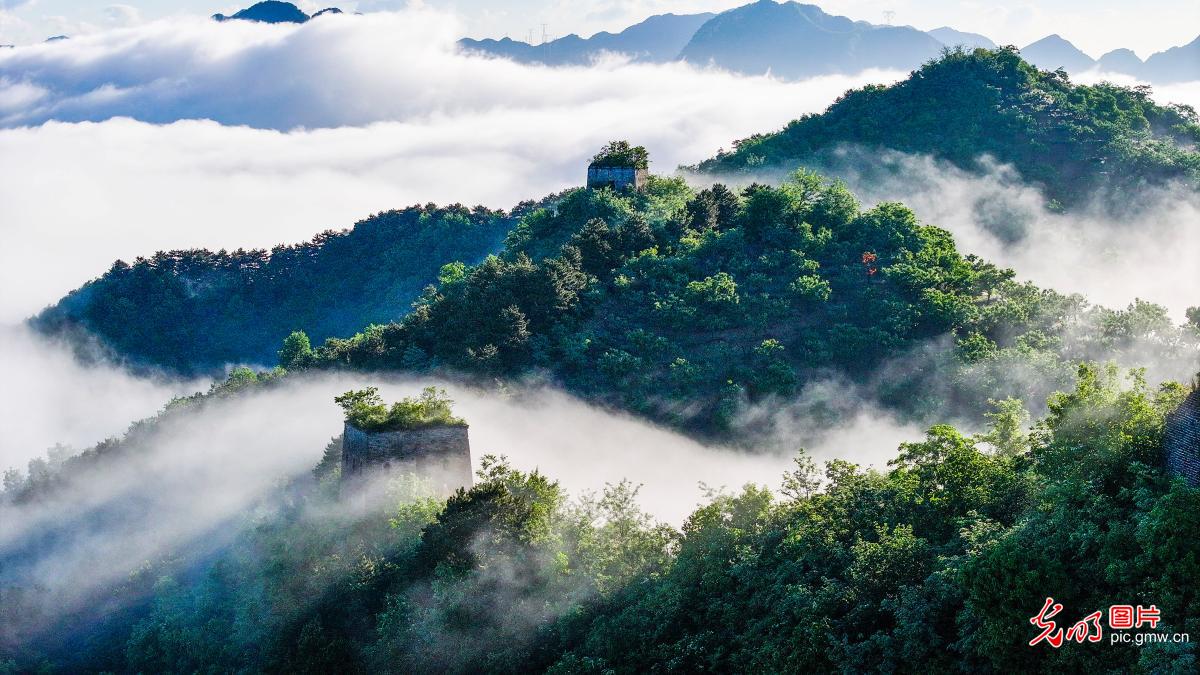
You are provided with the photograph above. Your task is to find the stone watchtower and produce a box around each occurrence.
[586,141,649,192]
[1164,387,1200,486]
[587,165,648,192]
[336,387,473,496]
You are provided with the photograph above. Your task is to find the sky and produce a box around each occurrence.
[0,0,1196,57]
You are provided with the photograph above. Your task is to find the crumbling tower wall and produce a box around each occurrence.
[587,166,648,192]
[341,423,472,496]
[1164,388,1200,486]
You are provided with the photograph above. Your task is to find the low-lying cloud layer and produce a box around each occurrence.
[0,13,904,321]
[696,148,1200,322]
[0,323,204,471]
[0,373,923,640]
[0,10,904,130]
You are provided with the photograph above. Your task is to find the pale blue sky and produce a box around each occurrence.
[1,0,1196,57]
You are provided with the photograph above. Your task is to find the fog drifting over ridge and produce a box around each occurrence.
[0,11,905,321]
[0,371,924,640]
[0,325,205,470]
[0,10,906,130]
[693,148,1200,322]
[0,10,905,478]
[0,6,1196,502]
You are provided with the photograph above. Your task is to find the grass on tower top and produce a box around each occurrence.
[336,386,467,432]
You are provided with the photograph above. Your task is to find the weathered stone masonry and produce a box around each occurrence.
[341,423,473,496]
[587,166,648,192]
[1164,388,1200,486]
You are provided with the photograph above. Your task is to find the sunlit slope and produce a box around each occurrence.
[697,48,1200,206]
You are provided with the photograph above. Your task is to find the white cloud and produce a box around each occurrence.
[0,323,205,471]
[1073,69,1200,108]
[102,4,140,26]
[0,10,902,129]
[0,369,923,639]
[0,13,903,321]
[0,8,902,488]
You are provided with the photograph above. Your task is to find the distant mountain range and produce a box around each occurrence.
[927,27,996,51]
[460,12,714,65]
[457,0,1199,84]
[212,1,342,24]
[202,0,1197,83]
[678,1,945,78]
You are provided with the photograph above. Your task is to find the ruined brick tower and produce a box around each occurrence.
[587,165,648,192]
[336,387,473,497]
[342,423,473,496]
[1164,387,1200,486]
[586,141,649,192]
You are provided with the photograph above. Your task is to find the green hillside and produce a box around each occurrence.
[294,172,1197,434]
[4,366,1197,672]
[35,204,516,371]
[698,47,1200,206]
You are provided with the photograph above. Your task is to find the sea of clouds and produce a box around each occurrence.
[0,7,1196,512]
[1,9,1197,638]
[0,8,912,480]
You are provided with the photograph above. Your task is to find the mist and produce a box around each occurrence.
[0,371,924,642]
[0,323,205,472]
[0,7,904,484]
[694,147,1200,322]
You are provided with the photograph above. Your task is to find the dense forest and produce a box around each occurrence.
[34,204,518,371]
[698,47,1200,207]
[3,366,1197,672]
[285,172,1199,435]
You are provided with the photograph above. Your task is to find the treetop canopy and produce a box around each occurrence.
[590,141,650,169]
[336,386,467,432]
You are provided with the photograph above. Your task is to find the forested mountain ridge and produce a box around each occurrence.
[1019,33,1095,72]
[697,47,1200,206]
[4,361,1197,672]
[289,172,1199,436]
[33,50,1196,377]
[34,204,517,371]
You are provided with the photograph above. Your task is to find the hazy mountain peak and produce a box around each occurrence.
[213,1,312,24]
[679,0,943,78]
[459,11,713,65]
[928,26,997,50]
[1021,33,1095,71]
[1097,47,1143,75]
[1142,34,1200,83]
